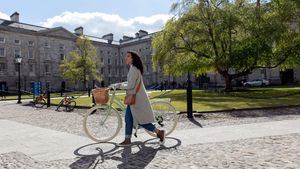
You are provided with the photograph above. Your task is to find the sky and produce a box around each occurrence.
[0,0,176,40]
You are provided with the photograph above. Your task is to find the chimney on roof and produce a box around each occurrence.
[122,36,133,41]
[135,32,140,38]
[74,26,83,35]
[135,30,148,38]
[138,30,148,37]
[10,12,19,22]
[102,33,114,44]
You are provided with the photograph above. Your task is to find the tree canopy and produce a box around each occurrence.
[60,36,102,89]
[152,0,300,90]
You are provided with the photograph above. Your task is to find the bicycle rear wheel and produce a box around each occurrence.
[34,99,46,108]
[147,101,178,137]
[66,101,76,112]
[83,105,122,142]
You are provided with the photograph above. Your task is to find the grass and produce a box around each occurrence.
[49,86,300,112]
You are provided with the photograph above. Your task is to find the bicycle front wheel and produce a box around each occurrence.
[35,99,46,108]
[147,101,178,137]
[83,105,122,142]
[66,101,76,112]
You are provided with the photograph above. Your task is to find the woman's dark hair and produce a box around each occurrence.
[128,51,144,75]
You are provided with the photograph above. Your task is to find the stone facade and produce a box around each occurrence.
[0,12,299,93]
[0,12,191,92]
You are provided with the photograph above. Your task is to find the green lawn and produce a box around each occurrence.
[50,86,300,112]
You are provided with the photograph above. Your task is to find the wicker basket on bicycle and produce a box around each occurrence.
[92,88,109,105]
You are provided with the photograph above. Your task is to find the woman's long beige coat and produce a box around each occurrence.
[125,65,155,125]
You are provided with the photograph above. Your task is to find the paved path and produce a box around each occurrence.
[0,118,299,161]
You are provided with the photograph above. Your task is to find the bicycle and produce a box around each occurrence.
[32,93,47,108]
[55,95,77,112]
[83,83,178,142]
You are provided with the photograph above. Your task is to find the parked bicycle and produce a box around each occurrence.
[56,95,77,112]
[32,92,47,108]
[83,82,178,142]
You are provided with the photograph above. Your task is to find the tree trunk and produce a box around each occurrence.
[218,70,233,92]
[223,73,233,92]
[83,76,87,91]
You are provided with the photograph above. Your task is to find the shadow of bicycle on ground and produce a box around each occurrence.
[70,137,181,169]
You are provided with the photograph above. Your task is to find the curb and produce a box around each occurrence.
[178,104,300,114]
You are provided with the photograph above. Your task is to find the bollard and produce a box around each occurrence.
[88,87,91,97]
[47,88,50,107]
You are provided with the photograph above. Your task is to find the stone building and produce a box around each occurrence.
[0,12,299,93]
[0,12,191,92]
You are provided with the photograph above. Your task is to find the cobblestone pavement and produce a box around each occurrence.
[0,101,300,168]
[0,134,299,169]
[0,101,299,137]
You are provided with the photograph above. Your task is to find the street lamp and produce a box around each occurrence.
[187,71,193,118]
[184,36,194,118]
[15,56,22,104]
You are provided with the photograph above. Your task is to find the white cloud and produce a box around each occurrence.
[41,11,172,40]
[0,11,9,20]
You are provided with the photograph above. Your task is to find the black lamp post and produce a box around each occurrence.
[15,56,22,104]
[187,71,193,118]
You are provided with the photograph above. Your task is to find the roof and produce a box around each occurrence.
[0,18,156,45]
[0,19,48,32]
[119,33,155,45]
[85,35,120,45]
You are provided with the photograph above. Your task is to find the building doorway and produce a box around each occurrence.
[280,69,294,84]
[61,81,66,92]
[0,81,7,91]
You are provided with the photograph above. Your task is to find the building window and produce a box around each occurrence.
[45,64,50,74]
[0,62,6,72]
[30,82,34,89]
[0,48,5,57]
[100,58,103,63]
[28,50,34,59]
[115,52,117,56]
[261,69,266,75]
[14,49,21,58]
[0,37,5,43]
[14,39,21,45]
[146,65,149,72]
[108,67,111,74]
[101,67,104,74]
[44,42,50,48]
[115,59,117,65]
[115,68,118,75]
[108,58,111,64]
[29,64,35,73]
[107,51,111,55]
[28,41,34,46]
[45,52,51,60]
[59,44,65,50]
[60,54,65,60]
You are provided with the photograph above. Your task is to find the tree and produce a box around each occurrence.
[60,36,102,89]
[152,0,300,90]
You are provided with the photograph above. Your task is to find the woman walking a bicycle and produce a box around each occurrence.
[117,51,165,146]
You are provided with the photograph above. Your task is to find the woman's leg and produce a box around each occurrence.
[125,105,134,138]
[140,123,156,132]
[140,123,165,143]
[118,106,133,146]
